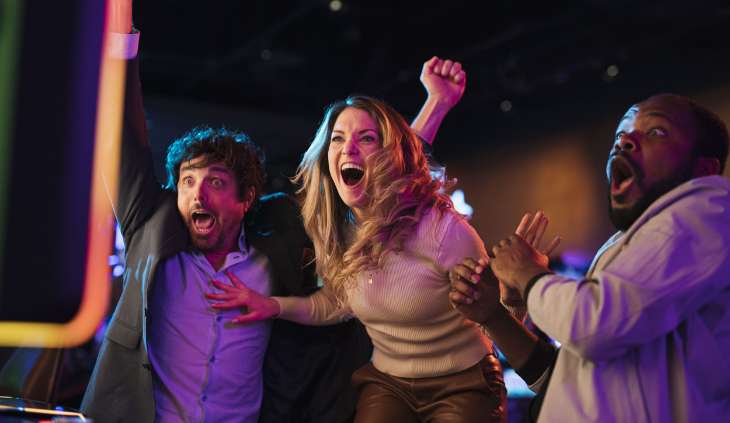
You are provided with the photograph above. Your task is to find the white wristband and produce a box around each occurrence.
[107,30,139,59]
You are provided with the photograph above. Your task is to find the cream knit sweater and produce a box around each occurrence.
[277,208,492,378]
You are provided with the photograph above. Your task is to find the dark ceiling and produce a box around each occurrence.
[134,0,730,121]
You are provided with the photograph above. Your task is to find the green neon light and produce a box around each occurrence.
[0,1,23,292]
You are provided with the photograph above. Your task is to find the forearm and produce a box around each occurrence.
[273,296,315,324]
[109,0,132,33]
[527,268,710,361]
[480,305,540,370]
[410,97,452,145]
[274,288,351,326]
[106,0,153,234]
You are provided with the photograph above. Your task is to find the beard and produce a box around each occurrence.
[183,214,232,253]
[189,229,223,252]
[607,162,695,231]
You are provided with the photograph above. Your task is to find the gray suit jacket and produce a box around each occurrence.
[81,58,371,423]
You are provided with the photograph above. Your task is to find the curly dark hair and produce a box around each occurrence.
[165,126,266,201]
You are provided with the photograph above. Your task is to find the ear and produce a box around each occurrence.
[241,186,256,214]
[693,157,721,177]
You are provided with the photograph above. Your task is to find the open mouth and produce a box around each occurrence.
[609,155,637,198]
[191,210,216,234]
[340,163,364,186]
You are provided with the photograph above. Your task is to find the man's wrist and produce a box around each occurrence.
[514,265,551,295]
[479,302,510,327]
[271,297,282,319]
[521,271,553,301]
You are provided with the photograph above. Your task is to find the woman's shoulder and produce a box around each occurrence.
[407,206,484,267]
[414,206,472,244]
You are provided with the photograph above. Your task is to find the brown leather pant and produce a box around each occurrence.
[351,354,506,423]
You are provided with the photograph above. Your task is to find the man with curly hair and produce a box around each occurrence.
[81,1,468,422]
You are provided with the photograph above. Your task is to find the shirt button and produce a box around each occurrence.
[201,395,207,402]
[216,316,222,322]
[209,356,216,363]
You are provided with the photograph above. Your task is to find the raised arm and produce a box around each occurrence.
[410,56,466,145]
[109,0,132,33]
[106,0,165,242]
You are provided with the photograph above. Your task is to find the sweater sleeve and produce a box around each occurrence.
[275,283,354,326]
[436,211,488,271]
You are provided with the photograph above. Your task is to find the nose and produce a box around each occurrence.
[342,137,358,156]
[614,131,638,153]
[193,182,207,203]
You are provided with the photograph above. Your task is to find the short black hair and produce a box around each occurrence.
[645,94,729,173]
[165,126,266,201]
[686,100,729,173]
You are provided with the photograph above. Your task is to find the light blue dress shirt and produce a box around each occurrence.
[147,227,272,423]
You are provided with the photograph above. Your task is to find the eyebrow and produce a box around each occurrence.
[618,109,673,130]
[179,163,232,175]
[331,128,378,135]
[643,111,672,121]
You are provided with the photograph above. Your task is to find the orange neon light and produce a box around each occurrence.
[0,1,122,347]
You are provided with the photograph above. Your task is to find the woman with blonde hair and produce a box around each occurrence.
[208,92,511,422]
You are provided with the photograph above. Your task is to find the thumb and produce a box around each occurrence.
[232,311,265,324]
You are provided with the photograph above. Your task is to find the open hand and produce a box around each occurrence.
[205,270,279,324]
[491,235,551,297]
[498,211,560,305]
[513,211,560,268]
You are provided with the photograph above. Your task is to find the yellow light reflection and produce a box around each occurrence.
[0,1,122,347]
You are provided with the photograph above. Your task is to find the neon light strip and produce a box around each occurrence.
[0,0,122,347]
[0,404,86,420]
[0,0,22,311]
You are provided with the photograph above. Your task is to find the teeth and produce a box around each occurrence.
[341,163,363,172]
[191,210,215,232]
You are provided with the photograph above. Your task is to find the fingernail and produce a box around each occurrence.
[475,266,483,273]
[474,292,481,300]
[466,298,473,304]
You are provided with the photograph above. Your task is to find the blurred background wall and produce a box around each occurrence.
[135,0,730,260]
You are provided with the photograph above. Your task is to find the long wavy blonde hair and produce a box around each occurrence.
[294,96,452,299]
